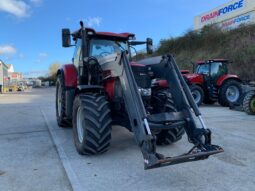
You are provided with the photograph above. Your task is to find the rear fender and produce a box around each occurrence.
[216,75,241,87]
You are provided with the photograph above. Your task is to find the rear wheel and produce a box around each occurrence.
[152,90,185,145]
[219,80,242,107]
[243,91,255,115]
[56,75,71,127]
[72,93,112,155]
[190,85,204,106]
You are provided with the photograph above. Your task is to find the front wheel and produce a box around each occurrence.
[151,89,185,145]
[72,93,112,155]
[190,85,204,106]
[219,80,242,107]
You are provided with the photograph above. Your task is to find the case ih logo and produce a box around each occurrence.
[201,0,244,23]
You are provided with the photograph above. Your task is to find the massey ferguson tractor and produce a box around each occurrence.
[56,22,223,170]
[183,59,242,106]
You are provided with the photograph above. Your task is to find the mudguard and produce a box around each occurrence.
[58,64,77,88]
[216,74,241,86]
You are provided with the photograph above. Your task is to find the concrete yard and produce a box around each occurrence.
[0,88,254,191]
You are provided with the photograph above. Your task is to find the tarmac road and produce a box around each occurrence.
[0,88,255,191]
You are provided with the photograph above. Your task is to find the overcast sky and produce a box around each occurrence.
[0,0,230,76]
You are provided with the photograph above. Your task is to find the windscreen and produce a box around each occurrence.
[89,39,128,58]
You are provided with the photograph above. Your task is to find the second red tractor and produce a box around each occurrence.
[183,59,242,106]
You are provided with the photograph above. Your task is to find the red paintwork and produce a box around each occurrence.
[62,64,77,87]
[104,78,115,101]
[216,74,240,86]
[96,32,135,39]
[156,80,168,88]
[183,73,204,85]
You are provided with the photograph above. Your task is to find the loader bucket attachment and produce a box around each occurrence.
[145,145,223,170]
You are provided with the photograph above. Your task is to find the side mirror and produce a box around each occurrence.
[62,28,71,47]
[146,38,153,54]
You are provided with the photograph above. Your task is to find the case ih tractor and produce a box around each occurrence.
[183,59,242,106]
[56,22,223,170]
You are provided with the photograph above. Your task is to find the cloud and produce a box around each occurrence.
[0,45,17,55]
[36,52,48,63]
[0,0,30,18]
[84,17,102,27]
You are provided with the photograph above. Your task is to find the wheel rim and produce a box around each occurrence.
[57,84,62,117]
[192,90,201,104]
[250,98,255,112]
[77,107,84,143]
[226,85,240,103]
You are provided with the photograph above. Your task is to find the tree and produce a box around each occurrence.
[47,62,61,83]
[49,62,61,77]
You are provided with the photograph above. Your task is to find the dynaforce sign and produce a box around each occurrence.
[201,0,245,23]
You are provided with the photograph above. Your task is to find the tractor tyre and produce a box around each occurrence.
[243,91,255,115]
[219,80,242,107]
[152,90,185,145]
[56,75,72,127]
[190,85,204,106]
[72,93,112,155]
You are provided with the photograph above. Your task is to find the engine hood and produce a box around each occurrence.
[183,73,204,84]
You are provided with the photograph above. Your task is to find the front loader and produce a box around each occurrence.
[56,22,223,169]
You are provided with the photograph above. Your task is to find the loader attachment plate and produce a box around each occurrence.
[145,145,224,170]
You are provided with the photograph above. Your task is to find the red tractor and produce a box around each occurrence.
[56,22,223,170]
[183,59,242,106]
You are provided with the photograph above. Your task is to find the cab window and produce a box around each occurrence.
[196,64,209,74]
[73,39,82,68]
[210,62,226,77]
[89,39,127,58]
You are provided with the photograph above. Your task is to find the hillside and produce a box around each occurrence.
[155,24,255,81]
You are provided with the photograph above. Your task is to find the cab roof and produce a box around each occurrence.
[72,27,135,40]
[196,59,229,65]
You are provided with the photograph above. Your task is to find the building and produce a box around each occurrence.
[0,60,9,93]
[7,64,14,73]
[9,72,23,83]
[194,0,255,30]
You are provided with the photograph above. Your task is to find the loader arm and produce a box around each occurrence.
[98,52,223,169]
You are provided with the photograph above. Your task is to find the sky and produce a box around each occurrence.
[0,0,230,77]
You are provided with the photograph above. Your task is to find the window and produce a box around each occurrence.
[90,39,127,58]
[196,64,209,74]
[73,39,81,67]
[210,62,226,77]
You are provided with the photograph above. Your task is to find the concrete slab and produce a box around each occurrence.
[1,88,255,191]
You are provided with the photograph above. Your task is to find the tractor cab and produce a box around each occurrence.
[195,59,228,84]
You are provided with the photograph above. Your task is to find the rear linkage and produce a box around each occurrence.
[98,52,223,170]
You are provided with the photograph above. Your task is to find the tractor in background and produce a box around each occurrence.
[183,59,242,106]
